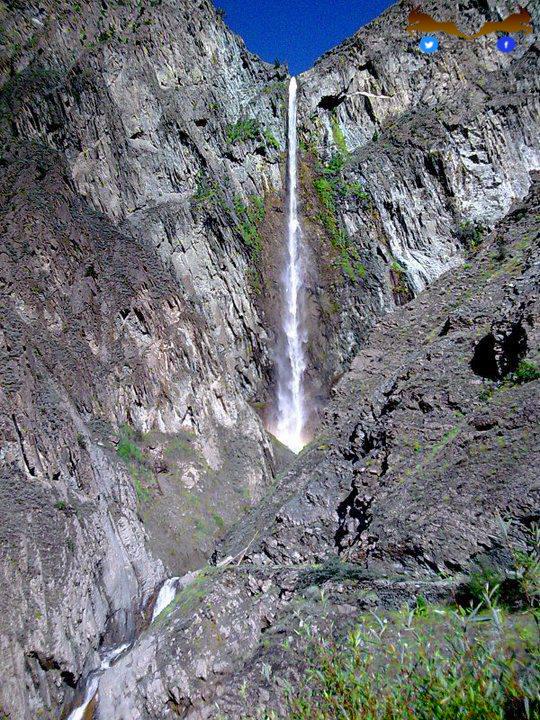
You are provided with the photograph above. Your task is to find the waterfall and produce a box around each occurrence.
[66,644,130,720]
[151,577,179,622]
[275,76,307,454]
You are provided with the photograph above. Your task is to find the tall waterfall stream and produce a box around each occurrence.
[275,76,307,453]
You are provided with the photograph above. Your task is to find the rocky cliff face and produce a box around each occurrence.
[1,1,286,716]
[0,0,538,718]
[95,171,540,720]
[291,0,539,424]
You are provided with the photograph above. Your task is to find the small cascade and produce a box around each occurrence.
[275,76,308,453]
[66,574,188,718]
[66,644,130,720]
[151,576,180,622]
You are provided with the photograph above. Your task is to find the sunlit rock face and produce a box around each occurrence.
[0,1,285,716]
[294,0,539,421]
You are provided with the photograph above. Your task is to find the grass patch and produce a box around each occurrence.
[234,195,266,275]
[116,424,155,504]
[164,435,196,459]
[330,114,348,155]
[212,512,226,531]
[154,568,220,623]
[512,360,540,385]
[117,436,143,463]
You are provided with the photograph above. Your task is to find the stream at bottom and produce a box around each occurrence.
[67,576,182,719]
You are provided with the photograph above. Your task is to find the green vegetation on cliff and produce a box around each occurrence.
[244,525,539,720]
[310,113,370,282]
[226,118,261,144]
[287,599,539,720]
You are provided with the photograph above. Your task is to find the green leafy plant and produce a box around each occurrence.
[192,171,222,210]
[263,128,280,150]
[459,522,540,610]
[226,118,261,144]
[287,600,539,720]
[458,219,486,251]
[513,360,540,384]
[389,260,410,299]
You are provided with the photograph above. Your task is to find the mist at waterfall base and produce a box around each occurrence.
[273,77,309,454]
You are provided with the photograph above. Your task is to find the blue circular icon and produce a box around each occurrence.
[419,35,439,54]
[497,36,517,53]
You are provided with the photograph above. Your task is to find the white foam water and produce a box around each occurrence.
[151,576,179,622]
[275,76,307,453]
[67,643,130,720]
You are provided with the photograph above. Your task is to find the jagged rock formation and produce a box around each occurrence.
[0,0,538,718]
[1,1,285,716]
[290,0,539,423]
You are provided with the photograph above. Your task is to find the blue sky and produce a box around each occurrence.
[216,0,396,75]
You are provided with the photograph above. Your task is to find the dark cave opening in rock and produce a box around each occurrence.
[470,333,499,380]
[470,324,528,380]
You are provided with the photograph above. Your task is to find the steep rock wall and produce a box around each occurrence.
[290,0,539,421]
[0,2,287,715]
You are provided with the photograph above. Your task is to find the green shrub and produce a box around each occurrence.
[263,128,280,150]
[458,220,485,251]
[459,523,540,610]
[390,260,410,297]
[226,118,261,144]
[192,171,222,210]
[298,556,367,588]
[513,360,540,384]
[288,600,539,720]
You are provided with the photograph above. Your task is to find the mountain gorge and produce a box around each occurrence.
[0,0,538,718]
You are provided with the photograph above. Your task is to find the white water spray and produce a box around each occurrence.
[275,77,307,453]
[151,576,179,622]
